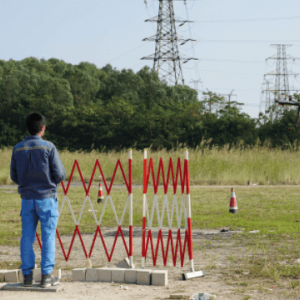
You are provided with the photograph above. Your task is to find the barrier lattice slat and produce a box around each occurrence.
[36,151,133,265]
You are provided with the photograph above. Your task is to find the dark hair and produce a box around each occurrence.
[26,113,45,135]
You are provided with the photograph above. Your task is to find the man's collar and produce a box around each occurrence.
[25,135,42,140]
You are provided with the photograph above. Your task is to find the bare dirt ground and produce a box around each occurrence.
[0,227,296,300]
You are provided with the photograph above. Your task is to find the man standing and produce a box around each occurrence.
[10,112,66,288]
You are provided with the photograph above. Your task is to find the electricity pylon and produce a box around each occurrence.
[141,0,198,85]
[190,79,202,91]
[260,44,300,115]
[218,89,237,107]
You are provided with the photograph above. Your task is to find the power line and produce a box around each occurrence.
[209,89,262,92]
[197,39,300,43]
[209,87,261,92]
[184,3,202,85]
[200,58,263,63]
[194,16,300,23]
[243,103,260,107]
[197,68,261,75]
[107,43,148,65]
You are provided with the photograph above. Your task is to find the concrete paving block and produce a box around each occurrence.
[5,270,19,283]
[112,268,125,283]
[99,268,112,282]
[0,270,7,282]
[72,268,86,282]
[152,270,168,286]
[137,269,152,285]
[86,268,99,282]
[33,268,42,282]
[18,270,23,283]
[52,269,61,280]
[116,258,135,269]
[124,269,137,284]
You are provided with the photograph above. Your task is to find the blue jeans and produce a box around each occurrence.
[20,198,59,276]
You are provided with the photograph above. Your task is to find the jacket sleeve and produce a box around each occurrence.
[49,146,66,184]
[10,150,19,185]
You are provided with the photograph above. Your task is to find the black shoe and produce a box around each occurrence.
[40,273,59,288]
[23,272,33,287]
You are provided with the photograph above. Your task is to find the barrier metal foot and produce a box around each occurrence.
[182,270,205,280]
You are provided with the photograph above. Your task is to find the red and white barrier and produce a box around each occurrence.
[36,150,133,267]
[185,150,195,273]
[142,150,147,269]
[128,150,134,267]
[34,150,199,273]
[141,149,195,268]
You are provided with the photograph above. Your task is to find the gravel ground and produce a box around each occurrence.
[0,227,294,300]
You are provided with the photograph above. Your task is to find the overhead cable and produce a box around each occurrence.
[194,16,300,23]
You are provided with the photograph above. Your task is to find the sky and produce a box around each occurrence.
[0,0,300,118]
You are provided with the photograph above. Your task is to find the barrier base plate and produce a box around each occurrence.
[182,270,205,280]
[1,283,63,292]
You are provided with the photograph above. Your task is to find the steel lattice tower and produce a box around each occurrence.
[141,0,198,85]
[273,44,290,101]
[260,44,300,115]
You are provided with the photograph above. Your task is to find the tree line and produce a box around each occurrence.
[0,57,299,151]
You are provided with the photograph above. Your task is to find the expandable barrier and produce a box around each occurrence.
[36,150,133,267]
[34,150,195,270]
[141,150,195,270]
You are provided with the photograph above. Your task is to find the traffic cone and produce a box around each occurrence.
[229,188,238,214]
[97,183,104,203]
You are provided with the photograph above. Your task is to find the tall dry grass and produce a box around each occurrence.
[2,145,300,185]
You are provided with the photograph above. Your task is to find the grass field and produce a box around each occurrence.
[2,146,300,185]
[1,186,299,243]
[1,147,300,297]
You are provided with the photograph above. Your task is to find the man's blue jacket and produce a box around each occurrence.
[10,135,66,200]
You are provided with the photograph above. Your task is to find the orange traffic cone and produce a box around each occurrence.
[229,188,238,214]
[97,183,104,203]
